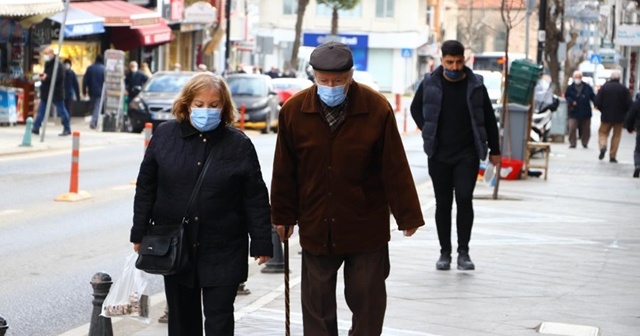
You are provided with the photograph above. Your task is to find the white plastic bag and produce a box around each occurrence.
[101,253,151,323]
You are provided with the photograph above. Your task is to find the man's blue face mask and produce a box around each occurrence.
[444,69,464,80]
[317,84,347,107]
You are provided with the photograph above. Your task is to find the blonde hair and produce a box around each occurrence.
[172,73,237,125]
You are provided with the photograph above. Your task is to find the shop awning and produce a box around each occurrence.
[48,6,105,37]
[71,0,160,27]
[109,19,173,51]
[0,0,63,17]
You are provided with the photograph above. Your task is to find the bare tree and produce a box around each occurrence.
[493,0,526,199]
[290,0,310,68]
[544,0,565,95]
[458,0,489,53]
[317,0,360,35]
[561,25,582,93]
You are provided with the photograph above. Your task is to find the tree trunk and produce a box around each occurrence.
[331,7,338,35]
[290,0,310,68]
[544,0,564,95]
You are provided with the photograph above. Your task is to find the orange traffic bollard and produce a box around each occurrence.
[394,93,401,113]
[55,131,92,202]
[144,122,153,151]
[240,103,246,131]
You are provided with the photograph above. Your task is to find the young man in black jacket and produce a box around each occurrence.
[410,40,501,271]
[595,70,632,163]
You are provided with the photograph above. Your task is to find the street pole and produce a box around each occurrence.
[225,0,232,75]
[536,0,547,65]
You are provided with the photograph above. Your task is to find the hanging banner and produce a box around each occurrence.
[103,49,126,132]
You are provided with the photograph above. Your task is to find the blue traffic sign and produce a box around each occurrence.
[401,48,413,58]
[590,54,601,65]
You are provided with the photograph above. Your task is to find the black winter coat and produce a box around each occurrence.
[625,98,640,131]
[131,120,273,287]
[595,80,631,123]
[41,58,65,101]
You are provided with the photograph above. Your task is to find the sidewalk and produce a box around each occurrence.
[7,114,638,335]
[0,116,144,157]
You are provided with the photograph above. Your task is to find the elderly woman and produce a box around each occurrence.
[130,72,272,335]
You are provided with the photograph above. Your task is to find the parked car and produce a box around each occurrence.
[227,74,280,133]
[272,77,313,105]
[352,70,380,91]
[127,71,197,133]
[475,70,504,104]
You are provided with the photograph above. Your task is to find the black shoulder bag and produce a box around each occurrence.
[135,146,216,275]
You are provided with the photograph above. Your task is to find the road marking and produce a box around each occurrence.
[0,209,22,217]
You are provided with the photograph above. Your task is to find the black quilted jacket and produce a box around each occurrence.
[131,120,272,287]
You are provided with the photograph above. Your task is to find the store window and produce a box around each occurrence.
[494,31,506,52]
[283,0,298,15]
[316,3,361,18]
[376,0,394,18]
[46,41,100,76]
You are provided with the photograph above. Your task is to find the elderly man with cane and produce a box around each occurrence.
[271,41,424,336]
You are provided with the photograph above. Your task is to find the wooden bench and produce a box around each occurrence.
[525,142,551,180]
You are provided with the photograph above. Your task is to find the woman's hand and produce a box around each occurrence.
[133,243,140,252]
[254,256,270,265]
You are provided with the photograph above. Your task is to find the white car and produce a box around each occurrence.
[352,70,380,91]
[475,70,504,104]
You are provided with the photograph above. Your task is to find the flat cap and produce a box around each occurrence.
[309,41,354,72]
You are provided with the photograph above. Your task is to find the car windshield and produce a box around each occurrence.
[144,74,192,93]
[273,80,311,90]
[227,77,267,96]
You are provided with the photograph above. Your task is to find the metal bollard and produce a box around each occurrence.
[89,272,113,336]
[237,282,251,295]
[261,227,285,273]
[0,315,8,336]
[20,117,34,147]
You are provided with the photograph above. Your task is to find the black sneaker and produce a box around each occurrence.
[610,158,618,163]
[457,252,475,271]
[599,148,606,160]
[31,128,39,135]
[634,167,640,178]
[59,130,71,136]
[436,254,451,271]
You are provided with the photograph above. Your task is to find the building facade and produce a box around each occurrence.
[256,0,430,93]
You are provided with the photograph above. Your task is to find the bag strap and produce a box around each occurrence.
[183,137,219,220]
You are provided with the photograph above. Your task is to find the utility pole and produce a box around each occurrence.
[225,0,232,74]
[536,0,547,64]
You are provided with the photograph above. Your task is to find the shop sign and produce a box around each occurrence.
[615,25,640,46]
[144,31,172,45]
[105,16,158,27]
[171,0,184,21]
[103,50,126,131]
[184,1,217,25]
[303,33,369,70]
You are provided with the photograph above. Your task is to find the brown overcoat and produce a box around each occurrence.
[271,81,425,255]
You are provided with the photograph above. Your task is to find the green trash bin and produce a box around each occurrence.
[507,60,543,105]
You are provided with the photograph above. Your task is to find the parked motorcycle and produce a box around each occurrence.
[529,81,559,156]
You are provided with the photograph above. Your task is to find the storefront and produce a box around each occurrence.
[0,0,64,123]
[166,0,217,72]
[71,0,173,71]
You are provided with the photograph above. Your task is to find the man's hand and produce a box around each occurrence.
[489,154,501,167]
[274,224,294,242]
[403,227,419,237]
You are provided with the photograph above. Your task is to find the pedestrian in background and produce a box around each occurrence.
[131,73,272,336]
[82,54,105,129]
[625,93,640,178]
[410,40,501,271]
[565,71,596,149]
[63,59,80,118]
[173,63,182,72]
[32,46,71,136]
[140,62,153,77]
[271,41,424,336]
[595,70,631,163]
[125,61,148,100]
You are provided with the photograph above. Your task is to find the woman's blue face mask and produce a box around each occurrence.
[190,107,222,132]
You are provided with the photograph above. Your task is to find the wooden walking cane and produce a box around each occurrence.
[284,224,291,336]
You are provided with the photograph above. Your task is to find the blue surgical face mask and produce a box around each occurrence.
[190,107,222,132]
[444,69,463,80]
[317,84,347,107]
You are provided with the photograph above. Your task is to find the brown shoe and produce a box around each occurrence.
[158,312,168,323]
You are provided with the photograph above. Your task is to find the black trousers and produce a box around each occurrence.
[301,245,390,336]
[164,276,238,336]
[428,154,479,254]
